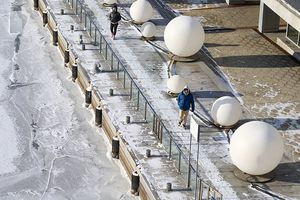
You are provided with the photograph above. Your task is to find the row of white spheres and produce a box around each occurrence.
[129,0,157,38]
[128,0,283,176]
[130,1,205,55]
[211,96,283,175]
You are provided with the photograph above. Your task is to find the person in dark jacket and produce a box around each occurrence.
[109,4,122,40]
[177,85,195,128]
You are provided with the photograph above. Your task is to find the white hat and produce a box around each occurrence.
[183,85,189,90]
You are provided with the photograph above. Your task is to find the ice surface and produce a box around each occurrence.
[0,106,19,174]
[0,0,135,199]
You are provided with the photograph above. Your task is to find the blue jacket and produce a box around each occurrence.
[177,91,195,112]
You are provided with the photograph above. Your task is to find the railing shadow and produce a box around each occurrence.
[214,55,300,68]
[274,162,300,184]
[192,91,239,99]
[237,118,300,130]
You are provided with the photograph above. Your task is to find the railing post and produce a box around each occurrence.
[123,71,126,88]
[116,62,120,79]
[199,180,203,200]
[52,28,58,46]
[131,171,140,196]
[105,43,108,59]
[178,151,181,172]
[99,35,102,53]
[195,125,201,200]
[89,20,92,35]
[42,11,48,26]
[84,12,87,28]
[168,138,172,158]
[156,118,160,136]
[72,63,78,82]
[110,52,114,70]
[159,129,163,144]
[75,0,77,14]
[187,134,192,189]
[129,81,133,100]
[144,102,147,121]
[112,136,120,159]
[152,114,156,132]
[33,0,38,10]
[94,28,97,45]
[64,48,70,66]
[136,91,139,110]
[80,5,83,22]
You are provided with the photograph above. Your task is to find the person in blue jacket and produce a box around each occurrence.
[177,85,195,128]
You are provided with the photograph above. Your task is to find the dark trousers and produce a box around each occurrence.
[110,23,118,35]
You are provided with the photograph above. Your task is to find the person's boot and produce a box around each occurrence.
[113,34,116,40]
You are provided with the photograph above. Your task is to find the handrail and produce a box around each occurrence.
[64,0,222,198]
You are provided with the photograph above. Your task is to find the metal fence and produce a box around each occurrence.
[66,0,222,199]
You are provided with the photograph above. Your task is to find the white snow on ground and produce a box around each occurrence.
[251,102,299,118]
[0,0,21,175]
[254,83,279,98]
[0,106,19,174]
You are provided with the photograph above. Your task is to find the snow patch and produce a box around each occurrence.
[0,106,19,174]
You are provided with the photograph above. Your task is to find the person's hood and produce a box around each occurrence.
[112,4,118,11]
[183,85,190,92]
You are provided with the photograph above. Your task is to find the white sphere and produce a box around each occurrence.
[104,0,117,5]
[141,22,156,38]
[164,16,205,57]
[130,0,153,23]
[230,121,284,175]
[211,96,242,127]
[167,75,187,94]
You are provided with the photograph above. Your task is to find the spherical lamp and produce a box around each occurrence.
[211,96,242,127]
[167,75,187,94]
[130,0,153,23]
[230,121,284,175]
[104,0,117,5]
[141,22,156,38]
[164,16,205,57]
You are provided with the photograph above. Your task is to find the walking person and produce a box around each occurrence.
[177,85,195,128]
[108,4,122,40]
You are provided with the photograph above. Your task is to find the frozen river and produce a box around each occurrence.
[0,0,135,199]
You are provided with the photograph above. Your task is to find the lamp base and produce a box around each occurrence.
[169,52,201,62]
[233,167,275,183]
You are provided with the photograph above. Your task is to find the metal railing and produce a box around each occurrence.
[66,0,222,199]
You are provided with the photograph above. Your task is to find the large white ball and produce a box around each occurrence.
[141,22,156,38]
[167,75,187,94]
[104,0,117,4]
[211,96,242,127]
[130,0,153,23]
[230,121,284,175]
[164,16,205,57]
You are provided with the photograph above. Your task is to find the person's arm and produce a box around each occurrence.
[117,12,122,22]
[177,94,181,106]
